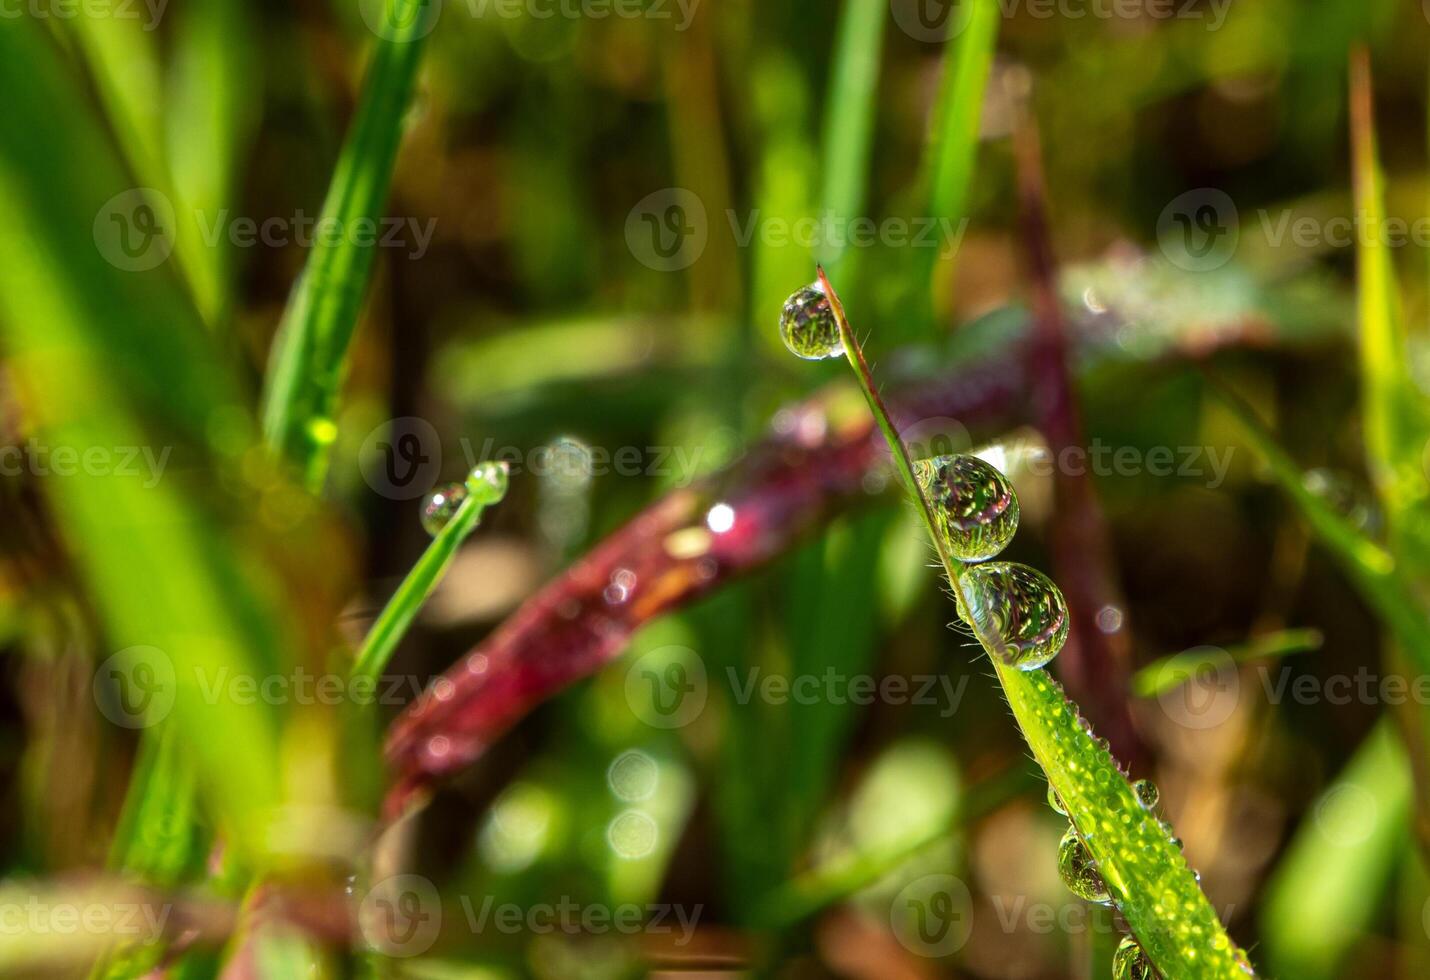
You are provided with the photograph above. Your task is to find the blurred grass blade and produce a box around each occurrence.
[1262,719,1412,980]
[910,0,999,326]
[1211,381,1430,673]
[352,467,507,682]
[1349,48,1430,570]
[819,268,1254,978]
[262,0,432,490]
[816,0,886,278]
[164,0,259,323]
[66,12,229,327]
[1133,628,1325,698]
[0,17,284,856]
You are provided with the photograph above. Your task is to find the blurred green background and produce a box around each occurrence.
[1,0,1430,976]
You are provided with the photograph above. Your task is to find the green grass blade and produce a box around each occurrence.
[165,0,259,324]
[1262,719,1412,980]
[352,466,509,682]
[817,268,1255,978]
[815,0,887,278]
[0,17,283,857]
[1211,382,1430,674]
[262,0,432,490]
[1133,628,1325,698]
[910,0,999,325]
[1349,50,1430,555]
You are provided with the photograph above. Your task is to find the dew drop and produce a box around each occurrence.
[779,283,843,360]
[914,454,1020,562]
[963,562,1070,670]
[1133,778,1160,810]
[1112,934,1157,980]
[469,460,511,504]
[1057,826,1110,904]
[420,482,468,536]
[1303,468,1379,533]
[1047,784,1067,815]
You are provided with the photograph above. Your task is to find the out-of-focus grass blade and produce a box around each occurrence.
[1133,628,1325,698]
[165,0,259,324]
[0,17,282,855]
[65,10,231,327]
[262,0,432,490]
[909,0,999,327]
[816,0,886,279]
[1211,382,1430,674]
[1348,49,1430,576]
[1262,719,1412,980]
[352,466,508,682]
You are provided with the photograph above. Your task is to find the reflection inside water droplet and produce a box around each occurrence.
[963,562,1070,670]
[1057,826,1110,904]
[1113,934,1156,979]
[420,482,468,536]
[778,283,843,360]
[915,453,1019,562]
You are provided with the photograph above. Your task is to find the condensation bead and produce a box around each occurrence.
[778,284,843,360]
[420,482,468,536]
[914,453,1020,562]
[1113,934,1157,979]
[1057,826,1111,904]
[964,562,1071,670]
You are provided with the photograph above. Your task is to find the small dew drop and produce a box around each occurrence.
[420,482,468,536]
[1047,784,1067,816]
[914,454,1020,562]
[1113,934,1156,980]
[778,283,844,360]
[963,562,1070,670]
[1057,826,1111,904]
[1132,778,1160,810]
[469,460,511,504]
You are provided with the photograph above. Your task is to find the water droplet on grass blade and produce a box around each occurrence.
[963,562,1070,670]
[914,453,1019,562]
[1133,778,1159,810]
[1047,784,1066,815]
[469,460,510,504]
[1113,934,1157,979]
[779,283,843,360]
[1057,826,1110,904]
[420,482,468,536]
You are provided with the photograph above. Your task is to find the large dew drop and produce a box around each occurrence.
[1112,934,1157,979]
[963,562,1070,670]
[1057,826,1110,904]
[779,284,843,360]
[915,453,1019,562]
[1132,778,1159,811]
